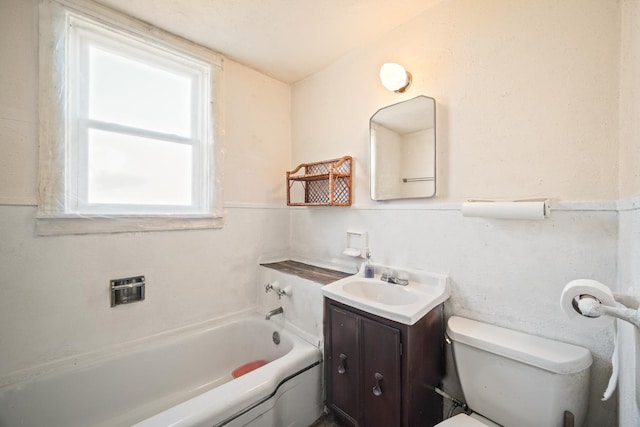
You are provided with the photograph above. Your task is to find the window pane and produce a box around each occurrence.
[87,129,192,206]
[89,46,192,137]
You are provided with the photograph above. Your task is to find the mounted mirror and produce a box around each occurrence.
[370,95,436,200]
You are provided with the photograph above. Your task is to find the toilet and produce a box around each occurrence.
[436,316,593,427]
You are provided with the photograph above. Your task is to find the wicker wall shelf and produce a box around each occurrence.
[287,156,352,206]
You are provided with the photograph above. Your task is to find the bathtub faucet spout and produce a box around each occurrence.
[265,307,284,320]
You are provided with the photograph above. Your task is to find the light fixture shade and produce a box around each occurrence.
[379,62,412,93]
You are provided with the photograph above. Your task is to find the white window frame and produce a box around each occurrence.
[37,0,224,235]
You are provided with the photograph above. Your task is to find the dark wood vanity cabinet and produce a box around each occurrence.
[324,299,444,427]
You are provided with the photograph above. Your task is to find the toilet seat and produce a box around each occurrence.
[435,413,500,427]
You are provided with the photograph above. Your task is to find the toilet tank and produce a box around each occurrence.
[447,316,592,427]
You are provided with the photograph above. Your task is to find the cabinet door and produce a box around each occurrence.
[327,306,360,424]
[361,317,401,427]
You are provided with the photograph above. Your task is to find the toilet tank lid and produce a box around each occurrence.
[447,316,592,374]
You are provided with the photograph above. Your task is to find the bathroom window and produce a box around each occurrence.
[37,1,224,234]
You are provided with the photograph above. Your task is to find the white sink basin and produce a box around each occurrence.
[322,265,450,325]
[342,280,418,305]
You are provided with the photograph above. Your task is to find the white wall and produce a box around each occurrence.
[618,205,640,424]
[291,0,621,425]
[619,0,640,201]
[0,0,291,381]
[292,0,620,204]
[257,266,325,347]
[0,0,38,205]
[617,0,640,424]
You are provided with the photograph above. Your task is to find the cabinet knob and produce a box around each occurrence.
[373,372,383,396]
[338,353,347,374]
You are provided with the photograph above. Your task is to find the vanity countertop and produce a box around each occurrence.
[260,260,351,285]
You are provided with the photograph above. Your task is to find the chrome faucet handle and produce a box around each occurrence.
[276,288,291,299]
[264,283,274,293]
[380,269,394,282]
[380,269,409,285]
[395,270,409,286]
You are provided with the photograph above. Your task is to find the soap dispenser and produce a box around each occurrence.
[364,249,374,278]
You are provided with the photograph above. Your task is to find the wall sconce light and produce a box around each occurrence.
[379,62,412,93]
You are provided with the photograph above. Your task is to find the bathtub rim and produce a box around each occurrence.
[0,307,318,389]
[133,340,322,427]
[214,361,321,426]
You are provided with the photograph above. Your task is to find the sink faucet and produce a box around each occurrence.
[265,306,284,320]
[380,270,409,286]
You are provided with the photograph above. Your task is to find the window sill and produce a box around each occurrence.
[36,213,224,236]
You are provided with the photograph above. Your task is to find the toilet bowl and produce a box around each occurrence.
[435,316,592,427]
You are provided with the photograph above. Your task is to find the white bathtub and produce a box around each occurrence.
[0,314,323,427]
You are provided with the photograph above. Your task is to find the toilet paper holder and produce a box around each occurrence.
[573,291,640,329]
[562,280,639,402]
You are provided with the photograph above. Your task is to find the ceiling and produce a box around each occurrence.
[95,0,441,84]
